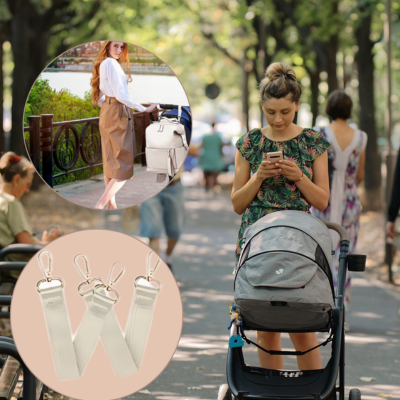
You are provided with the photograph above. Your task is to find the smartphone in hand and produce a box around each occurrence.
[266,151,283,162]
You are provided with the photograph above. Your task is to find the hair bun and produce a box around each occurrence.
[259,62,301,103]
[265,63,297,82]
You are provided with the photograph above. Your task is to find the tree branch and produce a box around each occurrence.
[178,0,241,65]
[200,29,241,66]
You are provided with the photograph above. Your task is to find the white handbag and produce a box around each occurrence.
[145,105,189,182]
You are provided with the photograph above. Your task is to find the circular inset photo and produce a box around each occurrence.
[10,230,182,400]
[23,40,191,210]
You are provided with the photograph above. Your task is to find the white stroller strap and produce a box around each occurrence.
[38,251,161,379]
[167,149,174,177]
[39,286,81,380]
[176,105,190,150]
[125,280,160,368]
[37,251,80,381]
[92,287,138,378]
[73,289,115,375]
[125,251,161,368]
[177,124,189,150]
[73,259,124,375]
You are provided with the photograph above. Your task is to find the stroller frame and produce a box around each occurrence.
[224,221,365,400]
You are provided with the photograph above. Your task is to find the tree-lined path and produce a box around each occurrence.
[123,186,400,400]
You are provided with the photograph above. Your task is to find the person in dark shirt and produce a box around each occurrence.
[386,151,400,239]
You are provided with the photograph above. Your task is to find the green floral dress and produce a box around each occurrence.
[234,128,330,270]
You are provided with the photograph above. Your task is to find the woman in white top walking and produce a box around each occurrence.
[91,41,157,209]
[311,90,367,317]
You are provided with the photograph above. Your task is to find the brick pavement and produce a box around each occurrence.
[63,171,169,209]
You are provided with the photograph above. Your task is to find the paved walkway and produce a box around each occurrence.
[96,185,400,400]
[54,165,168,209]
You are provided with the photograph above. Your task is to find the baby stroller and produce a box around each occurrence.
[219,210,366,400]
[156,104,192,145]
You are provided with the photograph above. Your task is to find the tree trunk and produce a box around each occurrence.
[242,55,251,132]
[9,0,51,155]
[326,34,339,93]
[326,0,339,93]
[310,69,320,127]
[0,33,4,153]
[355,13,382,211]
[306,59,321,128]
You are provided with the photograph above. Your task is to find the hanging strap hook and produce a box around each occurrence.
[74,254,103,296]
[36,250,63,292]
[74,253,90,283]
[95,261,125,303]
[107,262,125,290]
[146,251,160,281]
[38,250,52,282]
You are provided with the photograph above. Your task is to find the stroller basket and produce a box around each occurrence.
[235,211,335,332]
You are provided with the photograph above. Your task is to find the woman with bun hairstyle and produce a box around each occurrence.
[311,90,367,317]
[0,152,62,281]
[232,62,330,370]
[91,41,158,209]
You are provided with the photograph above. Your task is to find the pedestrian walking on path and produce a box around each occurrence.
[91,41,158,210]
[199,122,229,193]
[232,62,330,371]
[139,170,185,271]
[311,90,367,314]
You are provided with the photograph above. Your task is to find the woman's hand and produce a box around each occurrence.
[256,160,282,181]
[276,159,303,182]
[145,103,159,113]
[42,228,63,244]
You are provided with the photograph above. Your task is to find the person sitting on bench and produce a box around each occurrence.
[0,152,62,283]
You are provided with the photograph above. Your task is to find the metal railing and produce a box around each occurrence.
[24,110,155,188]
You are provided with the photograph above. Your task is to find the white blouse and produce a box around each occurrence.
[98,57,146,112]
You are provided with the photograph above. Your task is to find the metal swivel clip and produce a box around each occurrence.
[134,251,162,289]
[74,253,104,296]
[36,250,64,292]
[94,261,125,303]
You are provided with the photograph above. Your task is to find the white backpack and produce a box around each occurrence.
[145,106,189,182]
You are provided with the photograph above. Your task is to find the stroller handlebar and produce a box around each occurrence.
[159,104,178,110]
[323,221,349,242]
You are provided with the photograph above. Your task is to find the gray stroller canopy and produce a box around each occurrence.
[240,210,333,270]
[235,210,335,332]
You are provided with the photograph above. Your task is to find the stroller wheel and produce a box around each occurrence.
[218,384,234,400]
[349,388,361,400]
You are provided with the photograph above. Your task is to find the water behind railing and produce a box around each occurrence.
[41,72,190,106]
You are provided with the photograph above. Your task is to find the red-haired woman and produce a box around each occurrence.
[91,41,158,209]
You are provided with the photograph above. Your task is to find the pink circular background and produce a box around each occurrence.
[10,230,183,400]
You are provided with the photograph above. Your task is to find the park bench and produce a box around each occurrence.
[0,244,47,399]
[0,244,43,296]
[0,296,46,400]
